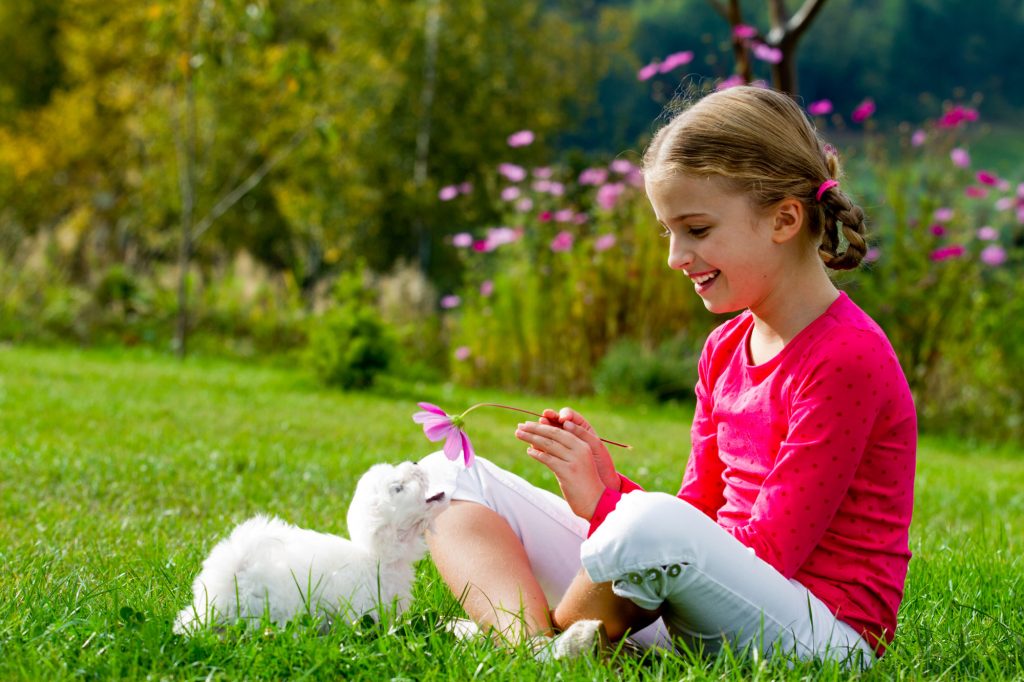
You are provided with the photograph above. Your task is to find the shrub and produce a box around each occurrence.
[593,336,699,404]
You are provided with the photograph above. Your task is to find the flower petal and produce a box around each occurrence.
[423,420,454,442]
[416,402,448,416]
[460,430,476,468]
[443,428,463,462]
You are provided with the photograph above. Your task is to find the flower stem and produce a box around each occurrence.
[457,402,632,449]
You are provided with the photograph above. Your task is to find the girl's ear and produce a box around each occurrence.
[770,198,805,244]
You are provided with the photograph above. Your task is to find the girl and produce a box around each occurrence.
[421,85,916,665]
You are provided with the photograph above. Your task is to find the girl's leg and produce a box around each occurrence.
[428,501,552,638]
[552,568,662,640]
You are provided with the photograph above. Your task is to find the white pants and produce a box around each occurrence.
[420,452,874,666]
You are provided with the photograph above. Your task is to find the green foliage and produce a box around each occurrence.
[307,269,395,390]
[593,336,699,404]
[1,347,1023,679]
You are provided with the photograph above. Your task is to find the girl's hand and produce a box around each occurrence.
[540,408,620,493]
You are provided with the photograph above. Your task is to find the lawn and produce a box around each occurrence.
[1,345,1021,680]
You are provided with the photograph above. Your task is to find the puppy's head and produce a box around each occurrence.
[347,461,448,562]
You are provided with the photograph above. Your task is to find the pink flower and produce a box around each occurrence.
[995,197,1014,211]
[412,403,476,467]
[594,234,617,252]
[808,99,833,116]
[452,232,473,248]
[934,207,954,222]
[851,99,876,123]
[911,129,927,147]
[751,42,783,64]
[498,163,527,182]
[977,226,998,241]
[578,167,609,186]
[610,159,636,174]
[438,185,459,201]
[733,24,758,39]
[484,227,521,250]
[550,231,574,252]
[980,245,1007,266]
[716,74,745,91]
[930,224,946,237]
[951,147,970,168]
[532,179,552,193]
[573,212,589,224]
[554,208,575,223]
[936,105,979,129]
[500,186,521,201]
[458,181,473,195]
[472,240,489,252]
[515,197,534,212]
[658,51,694,73]
[507,130,535,147]
[479,280,494,297]
[547,181,565,197]
[454,346,471,361]
[538,211,553,222]
[864,247,880,263]
[930,245,965,262]
[638,62,661,81]
[965,185,988,199]
[977,171,999,186]
[596,183,626,211]
[532,166,553,179]
[440,295,461,309]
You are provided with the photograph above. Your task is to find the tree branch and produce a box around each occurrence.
[786,0,830,43]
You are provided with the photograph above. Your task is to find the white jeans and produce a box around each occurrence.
[420,452,874,666]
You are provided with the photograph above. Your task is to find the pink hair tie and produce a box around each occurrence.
[816,179,839,202]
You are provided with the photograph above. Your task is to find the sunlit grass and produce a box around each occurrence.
[0,345,1021,679]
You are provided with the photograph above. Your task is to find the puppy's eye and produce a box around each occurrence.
[390,484,404,495]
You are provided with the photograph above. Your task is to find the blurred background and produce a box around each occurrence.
[2,0,1023,442]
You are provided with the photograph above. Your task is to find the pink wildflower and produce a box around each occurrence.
[573,212,589,224]
[554,209,576,223]
[930,224,946,237]
[851,99,876,123]
[550,231,574,252]
[977,226,999,241]
[980,245,1007,266]
[864,247,880,263]
[965,186,988,199]
[751,42,783,64]
[498,163,527,182]
[484,227,521,250]
[808,100,833,116]
[532,179,552,193]
[638,62,660,81]
[596,183,626,211]
[610,159,636,174]
[458,181,473,195]
[936,105,979,129]
[911,129,927,147]
[538,211,553,222]
[507,130,535,148]
[515,197,534,213]
[438,185,459,201]
[578,167,609,186]
[547,181,565,197]
[479,280,494,297]
[440,295,461,309]
[472,240,489,253]
[454,346,471,361]
[733,24,758,39]
[716,74,745,91]
[412,403,476,467]
[951,147,970,168]
[594,234,617,252]
[532,166,553,179]
[934,207,954,222]
[500,186,521,201]
[658,51,694,73]
[930,245,965,262]
[977,171,999,186]
[452,232,473,248]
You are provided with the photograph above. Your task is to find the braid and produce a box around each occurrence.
[817,186,868,270]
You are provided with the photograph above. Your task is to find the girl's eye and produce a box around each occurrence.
[688,226,710,238]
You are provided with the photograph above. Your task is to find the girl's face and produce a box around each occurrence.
[645,173,790,315]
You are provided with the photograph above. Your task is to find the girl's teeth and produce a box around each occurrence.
[694,271,718,284]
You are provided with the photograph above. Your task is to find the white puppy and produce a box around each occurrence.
[174,461,447,634]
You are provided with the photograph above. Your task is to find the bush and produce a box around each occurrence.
[593,336,699,404]
[307,269,395,390]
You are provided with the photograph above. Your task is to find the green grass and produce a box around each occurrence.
[1,345,1022,680]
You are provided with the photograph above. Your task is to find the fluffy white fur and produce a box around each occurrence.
[173,461,447,635]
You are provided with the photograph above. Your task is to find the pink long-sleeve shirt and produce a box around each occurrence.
[589,292,917,653]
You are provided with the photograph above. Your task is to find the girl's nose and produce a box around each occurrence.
[667,237,693,271]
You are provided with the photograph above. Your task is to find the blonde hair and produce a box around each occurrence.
[642,86,867,270]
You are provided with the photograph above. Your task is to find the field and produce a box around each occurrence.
[1,345,1021,680]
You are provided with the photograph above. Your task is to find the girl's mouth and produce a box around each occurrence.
[690,270,720,293]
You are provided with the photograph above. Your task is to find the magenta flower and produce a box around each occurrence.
[864,247,881,263]
[498,163,527,182]
[951,147,970,168]
[440,295,461,309]
[547,181,566,197]
[851,99,876,123]
[930,245,965,262]
[934,207,954,222]
[965,185,988,199]
[507,130,535,148]
[413,403,476,467]
[911,129,927,147]
[716,74,745,91]
[550,230,574,252]
[532,179,552,193]
[454,346,471,361]
[438,185,459,201]
[936,105,979,129]
[578,167,609,186]
[977,171,999,186]
[501,186,521,201]
[808,99,833,116]
[930,224,946,237]
[594,234,617,252]
[610,159,636,174]
[659,51,694,73]
[596,182,626,211]
[980,245,1008,266]
[538,211,553,222]
[452,232,473,248]
[554,208,575,223]
[751,42,783,64]
[638,61,660,81]
[515,197,534,212]
[733,24,757,39]
[458,181,473,195]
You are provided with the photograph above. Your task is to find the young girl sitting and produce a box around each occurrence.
[420,85,916,666]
